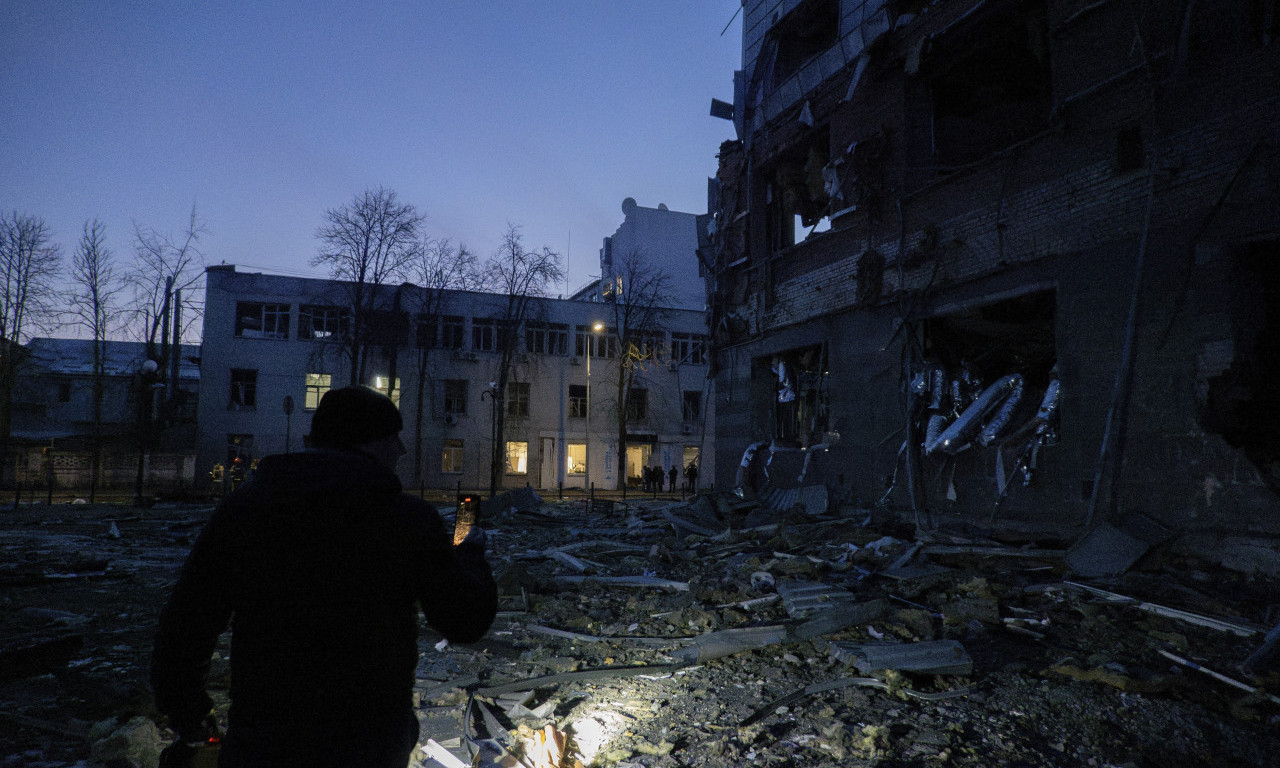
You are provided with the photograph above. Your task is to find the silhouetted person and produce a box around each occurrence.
[686,461,698,492]
[668,466,678,492]
[152,386,497,767]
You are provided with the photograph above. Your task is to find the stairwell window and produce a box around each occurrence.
[304,373,331,410]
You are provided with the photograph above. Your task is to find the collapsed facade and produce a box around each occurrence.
[197,265,713,493]
[707,0,1280,545]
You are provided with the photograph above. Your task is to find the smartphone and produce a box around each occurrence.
[453,496,478,546]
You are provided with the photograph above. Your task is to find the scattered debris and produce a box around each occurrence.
[2,494,1279,766]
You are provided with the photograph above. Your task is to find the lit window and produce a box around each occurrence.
[441,439,463,474]
[505,441,528,474]
[374,376,401,408]
[566,443,585,475]
[304,373,331,410]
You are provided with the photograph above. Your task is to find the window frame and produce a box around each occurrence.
[235,302,291,340]
[229,368,258,410]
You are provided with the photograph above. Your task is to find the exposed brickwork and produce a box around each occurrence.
[710,0,1280,535]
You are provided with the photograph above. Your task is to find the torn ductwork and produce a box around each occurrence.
[924,374,1024,455]
[773,357,796,403]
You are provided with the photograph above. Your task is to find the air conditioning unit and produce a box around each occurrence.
[453,350,479,362]
[570,357,581,365]
[681,424,695,435]
[444,413,458,426]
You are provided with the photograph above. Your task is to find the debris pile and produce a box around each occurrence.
[2,494,1279,767]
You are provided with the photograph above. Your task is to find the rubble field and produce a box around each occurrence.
[2,493,1279,767]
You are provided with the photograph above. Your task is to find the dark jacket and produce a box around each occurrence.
[151,449,497,766]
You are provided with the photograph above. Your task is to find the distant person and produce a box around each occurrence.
[686,461,698,492]
[152,386,497,767]
[668,466,678,492]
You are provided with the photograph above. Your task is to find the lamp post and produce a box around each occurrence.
[481,381,499,498]
[584,321,603,493]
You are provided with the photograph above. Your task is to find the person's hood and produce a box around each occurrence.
[245,449,402,502]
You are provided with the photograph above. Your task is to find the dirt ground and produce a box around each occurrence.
[2,495,1279,767]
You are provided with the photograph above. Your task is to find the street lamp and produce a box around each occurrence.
[585,321,603,492]
[481,381,499,498]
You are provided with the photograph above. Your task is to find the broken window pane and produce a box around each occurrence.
[235,302,290,339]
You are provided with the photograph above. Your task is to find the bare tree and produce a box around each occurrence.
[408,237,485,483]
[0,211,62,471]
[482,224,564,496]
[127,204,206,365]
[70,220,123,501]
[604,252,674,491]
[313,188,423,389]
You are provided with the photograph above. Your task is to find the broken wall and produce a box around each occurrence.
[711,0,1280,539]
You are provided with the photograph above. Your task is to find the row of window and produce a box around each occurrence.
[228,369,704,422]
[234,302,709,364]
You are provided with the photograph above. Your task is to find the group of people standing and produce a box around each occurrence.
[640,462,698,493]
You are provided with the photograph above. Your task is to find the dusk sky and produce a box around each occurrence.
[1,2,742,296]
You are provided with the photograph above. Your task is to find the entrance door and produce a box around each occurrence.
[625,444,651,488]
[540,437,557,490]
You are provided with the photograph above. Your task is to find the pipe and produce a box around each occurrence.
[925,374,1023,455]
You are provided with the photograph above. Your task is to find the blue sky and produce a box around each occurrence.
[1,2,742,294]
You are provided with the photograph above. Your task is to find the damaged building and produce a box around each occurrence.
[705,0,1280,560]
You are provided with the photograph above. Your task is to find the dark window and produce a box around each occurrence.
[671,333,708,365]
[682,390,702,422]
[626,387,648,421]
[569,384,587,418]
[927,4,1052,168]
[473,319,497,352]
[57,381,72,403]
[507,382,530,418]
[576,326,617,358]
[444,379,467,414]
[299,305,348,340]
[441,316,464,349]
[229,368,258,410]
[769,0,839,86]
[527,322,570,355]
[441,439,464,474]
[235,302,290,339]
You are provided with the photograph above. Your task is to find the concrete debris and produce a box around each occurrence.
[828,639,973,675]
[3,496,1279,766]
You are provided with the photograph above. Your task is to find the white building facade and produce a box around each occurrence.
[197,265,714,493]
[601,198,707,312]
